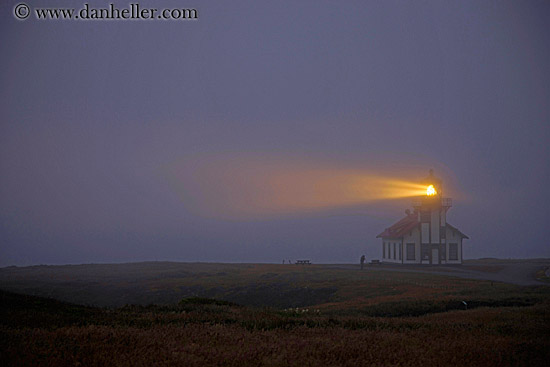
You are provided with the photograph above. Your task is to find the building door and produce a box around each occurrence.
[431,248,439,265]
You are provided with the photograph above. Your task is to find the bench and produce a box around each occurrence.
[296,260,311,265]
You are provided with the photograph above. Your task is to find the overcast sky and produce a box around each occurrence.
[1,0,549,266]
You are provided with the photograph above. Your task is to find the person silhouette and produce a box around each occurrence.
[360,255,366,270]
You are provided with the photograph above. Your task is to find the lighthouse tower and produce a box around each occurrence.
[412,169,452,264]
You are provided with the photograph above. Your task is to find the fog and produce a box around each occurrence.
[1,0,549,265]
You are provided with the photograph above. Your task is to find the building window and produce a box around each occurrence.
[421,244,430,260]
[393,243,396,259]
[383,242,385,258]
[399,244,402,260]
[406,243,415,260]
[449,243,458,260]
[441,245,446,260]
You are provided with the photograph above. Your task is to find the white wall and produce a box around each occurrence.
[445,227,463,264]
[380,225,464,265]
[402,227,421,264]
[430,210,439,244]
[381,239,403,263]
[421,223,429,244]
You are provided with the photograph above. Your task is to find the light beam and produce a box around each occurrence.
[164,156,451,218]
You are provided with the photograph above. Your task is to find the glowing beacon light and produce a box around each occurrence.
[426,184,437,196]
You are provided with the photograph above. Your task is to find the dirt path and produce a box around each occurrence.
[327,259,550,286]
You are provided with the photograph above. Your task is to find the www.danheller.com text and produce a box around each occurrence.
[17,3,198,21]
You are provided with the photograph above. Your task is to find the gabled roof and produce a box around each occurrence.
[376,214,469,240]
[446,223,469,239]
[376,213,418,239]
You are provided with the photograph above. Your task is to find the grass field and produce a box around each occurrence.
[1,261,549,366]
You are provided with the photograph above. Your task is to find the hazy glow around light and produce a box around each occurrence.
[164,156,447,218]
[426,185,437,196]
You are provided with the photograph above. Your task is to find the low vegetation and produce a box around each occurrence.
[1,262,549,366]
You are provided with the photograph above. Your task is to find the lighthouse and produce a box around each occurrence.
[413,169,452,264]
[376,170,468,265]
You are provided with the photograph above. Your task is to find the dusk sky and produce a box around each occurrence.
[1,0,549,266]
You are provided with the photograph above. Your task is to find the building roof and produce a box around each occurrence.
[376,213,469,240]
[376,213,418,239]
[446,223,469,239]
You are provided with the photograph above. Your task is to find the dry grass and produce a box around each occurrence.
[1,303,548,367]
[1,262,549,366]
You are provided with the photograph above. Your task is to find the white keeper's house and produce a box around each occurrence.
[376,170,468,265]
